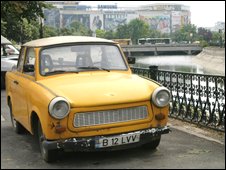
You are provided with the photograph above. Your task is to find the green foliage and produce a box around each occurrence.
[59,28,73,36]
[200,40,209,47]
[70,21,92,36]
[148,29,162,38]
[1,1,52,43]
[115,24,130,39]
[212,31,221,41]
[114,19,167,44]
[208,31,223,46]
[198,27,212,43]
[21,19,39,42]
[105,30,115,39]
[128,19,150,44]
[95,29,115,39]
[171,30,185,42]
[43,26,58,37]
[54,21,92,37]
[1,19,6,35]
[171,24,197,43]
[1,1,51,22]
[96,29,106,38]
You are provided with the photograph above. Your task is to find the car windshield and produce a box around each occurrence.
[40,44,127,76]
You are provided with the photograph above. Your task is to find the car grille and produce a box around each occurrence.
[74,106,148,127]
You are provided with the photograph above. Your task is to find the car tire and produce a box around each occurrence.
[9,100,25,134]
[37,120,58,162]
[142,136,161,150]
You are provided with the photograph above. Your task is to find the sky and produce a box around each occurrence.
[79,1,225,28]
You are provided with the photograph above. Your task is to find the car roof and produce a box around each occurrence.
[1,35,12,45]
[23,36,115,47]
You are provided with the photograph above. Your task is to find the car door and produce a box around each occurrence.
[10,47,26,124]
[11,47,36,128]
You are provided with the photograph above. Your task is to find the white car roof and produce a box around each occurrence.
[1,35,12,44]
[23,36,115,47]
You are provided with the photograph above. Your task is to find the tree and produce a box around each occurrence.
[70,21,92,36]
[59,28,73,36]
[171,24,197,43]
[21,19,39,43]
[96,29,106,38]
[1,19,6,36]
[198,27,212,43]
[128,19,150,44]
[104,30,115,39]
[43,26,58,38]
[1,1,50,22]
[1,1,52,42]
[115,24,130,39]
[148,29,162,38]
[171,30,186,43]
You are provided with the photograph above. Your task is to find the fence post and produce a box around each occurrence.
[149,65,158,81]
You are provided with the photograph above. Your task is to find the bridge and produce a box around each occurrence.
[121,44,203,56]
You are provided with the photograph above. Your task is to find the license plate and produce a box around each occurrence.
[95,133,140,148]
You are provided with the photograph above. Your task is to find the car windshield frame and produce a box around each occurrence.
[39,43,128,76]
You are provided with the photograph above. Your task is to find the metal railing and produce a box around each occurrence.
[131,66,225,132]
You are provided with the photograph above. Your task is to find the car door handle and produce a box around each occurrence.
[13,80,19,85]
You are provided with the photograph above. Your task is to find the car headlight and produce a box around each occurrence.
[48,97,70,119]
[152,87,171,107]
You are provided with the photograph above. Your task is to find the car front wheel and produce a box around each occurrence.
[37,121,58,162]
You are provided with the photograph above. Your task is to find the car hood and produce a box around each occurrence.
[38,72,160,107]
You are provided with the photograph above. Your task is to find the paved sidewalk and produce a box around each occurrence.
[168,118,225,145]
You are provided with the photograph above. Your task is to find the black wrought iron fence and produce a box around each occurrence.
[131,66,225,132]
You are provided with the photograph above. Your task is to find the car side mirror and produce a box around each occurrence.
[127,57,136,64]
[23,64,34,72]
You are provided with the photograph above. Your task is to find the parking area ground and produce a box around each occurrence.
[1,90,225,169]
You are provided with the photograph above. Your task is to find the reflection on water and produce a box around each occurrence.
[133,55,204,74]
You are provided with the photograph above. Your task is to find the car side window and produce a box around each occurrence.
[17,47,26,72]
[23,48,35,76]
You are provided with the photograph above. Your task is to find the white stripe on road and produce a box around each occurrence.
[1,115,5,121]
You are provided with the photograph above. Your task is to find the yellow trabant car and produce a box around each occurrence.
[6,36,171,162]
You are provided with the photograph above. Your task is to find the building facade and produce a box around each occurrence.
[44,1,191,34]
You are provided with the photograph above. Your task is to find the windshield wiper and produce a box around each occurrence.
[44,70,79,76]
[77,66,110,72]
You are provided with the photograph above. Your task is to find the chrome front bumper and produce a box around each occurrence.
[43,126,171,152]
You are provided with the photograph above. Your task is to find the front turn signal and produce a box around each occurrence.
[155,113,165,120]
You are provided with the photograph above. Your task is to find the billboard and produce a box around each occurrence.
[62,14,90,28]
[104,13,127,31]
[90,14,104,31]
[139,15,171,33]
[171,11,181,32]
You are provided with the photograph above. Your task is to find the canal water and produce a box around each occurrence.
[133,55,204,74]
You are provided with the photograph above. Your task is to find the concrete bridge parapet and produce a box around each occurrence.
[121,44,202,55]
